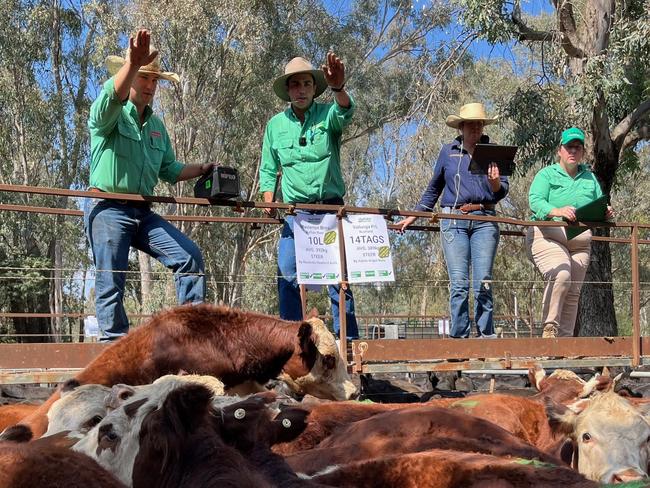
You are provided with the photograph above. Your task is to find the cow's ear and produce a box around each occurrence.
[270,407,310,444]
[124,397,149,419]
[0,424,33,442]
[162,384,213,435]
[305,308,320,320]
[61,378,81,396]
[545,397,578,435]
[297,322,314,352]
[527,364,546,391]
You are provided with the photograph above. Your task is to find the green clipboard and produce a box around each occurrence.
[566,195,608,240]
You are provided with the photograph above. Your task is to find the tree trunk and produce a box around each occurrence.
[575,231,617,336]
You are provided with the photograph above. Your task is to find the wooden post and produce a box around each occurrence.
[337,213,348,359]
[299,285,307,319]
[632,225,641,367]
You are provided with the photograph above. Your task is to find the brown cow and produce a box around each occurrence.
[306,449,598,488]
[0,437,125,488]
[528,364,611,404]
[12,305,356,438]
[0,404,37,432]
[286,404,563,476]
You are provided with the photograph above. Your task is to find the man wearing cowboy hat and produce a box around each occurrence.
[85,29,213,341]
[258,53,359,339]
[398,103,509,339]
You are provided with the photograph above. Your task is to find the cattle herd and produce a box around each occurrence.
[1,305,650,487]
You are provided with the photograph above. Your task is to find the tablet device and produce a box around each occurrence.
[469,144,518,176]
[567,195,608,240]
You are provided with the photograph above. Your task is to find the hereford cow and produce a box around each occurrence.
[13,305,356,438]
[528,365,611,404]
[0,436,125,488]
[285,404,563,476]
[74,375,322,487]
[547,390,650,483]
[305,449,598,488]
[43,381,111,438]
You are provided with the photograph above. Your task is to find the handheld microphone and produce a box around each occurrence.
[299,136,307,146]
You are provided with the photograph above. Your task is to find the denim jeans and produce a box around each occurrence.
[439,208,500,338]
[84,199,205,341]
[277,213,359,339]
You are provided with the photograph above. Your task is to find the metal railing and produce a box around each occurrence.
[1,183,649,382]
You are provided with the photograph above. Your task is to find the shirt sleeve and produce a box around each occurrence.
[529,169,555,220]
[415,148,446,212]
[88,78,126,136]
[158,127,184,184]
[259,122,280,193]
[327,94,356,134]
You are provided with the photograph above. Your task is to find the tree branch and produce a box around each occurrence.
[612,100,650,149]
[621,122,650,152]
[557,0,586,58]
[511,9,554,42]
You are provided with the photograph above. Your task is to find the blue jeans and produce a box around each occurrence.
[277,214,359,339]
[439,208,500,338]
[84,199,205,341]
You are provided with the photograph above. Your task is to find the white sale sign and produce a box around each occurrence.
[342,214,395,283]
[294,213,341,285]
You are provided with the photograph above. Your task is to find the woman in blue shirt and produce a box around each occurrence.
[398,103,509,338]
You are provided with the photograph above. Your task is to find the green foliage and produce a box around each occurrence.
[455,0,517,44]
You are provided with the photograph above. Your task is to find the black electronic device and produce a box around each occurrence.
[193,167,240,199]
[469,144,518,176]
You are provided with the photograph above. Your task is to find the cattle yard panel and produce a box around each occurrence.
[1,184,650,383]
[351,337,650,374]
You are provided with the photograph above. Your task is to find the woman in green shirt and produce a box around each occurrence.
[526,127,614,338]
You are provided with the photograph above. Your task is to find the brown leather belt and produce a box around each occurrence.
[455,203,495,213]
[88,187,151,209]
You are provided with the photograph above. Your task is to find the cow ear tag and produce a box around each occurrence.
[282,418,292,428]
[234,408,246,420]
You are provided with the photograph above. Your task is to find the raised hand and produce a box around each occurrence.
[128,29,158,68]
[322,51,345,89]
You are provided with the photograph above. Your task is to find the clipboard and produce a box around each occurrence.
[469,144,518,176]
[566,195,608,240]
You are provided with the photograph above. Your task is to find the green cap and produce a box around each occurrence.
[561,127,585,145]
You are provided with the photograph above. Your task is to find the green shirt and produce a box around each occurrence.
[259,97,355,203]
[88,78,184,196]
[529,163,604,220]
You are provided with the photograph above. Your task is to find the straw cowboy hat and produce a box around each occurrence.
[445,103,498,129]
[273,57,328,102]
[105,49,180,83]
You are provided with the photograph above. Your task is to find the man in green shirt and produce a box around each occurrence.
[259,54,359,339]
[84,30,213,341]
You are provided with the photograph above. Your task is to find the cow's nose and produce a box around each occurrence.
[611,468,646,483]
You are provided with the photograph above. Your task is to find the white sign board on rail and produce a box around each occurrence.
[294,213,341,285]
[342,214,395,283]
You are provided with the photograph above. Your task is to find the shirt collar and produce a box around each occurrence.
[286,101,315,121]
[451,134,490,152]
[126,101,154,124]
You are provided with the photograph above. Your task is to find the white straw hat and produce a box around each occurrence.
[445,103,498,129]
[273,57,328,102]
[106,48,180,83]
